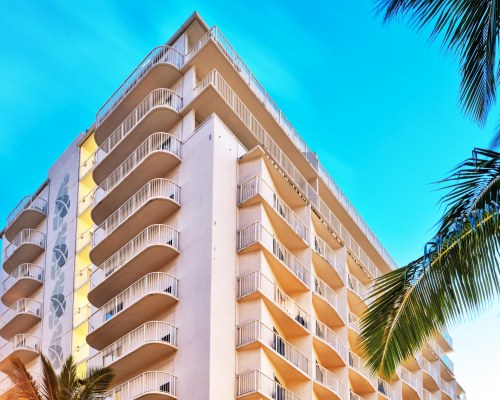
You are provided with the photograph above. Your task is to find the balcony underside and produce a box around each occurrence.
[92,151,181,225]
[3,244,44,275]
[0,348,38,372]
[423,371,440,391]
[87,292,178,350]
[4,210,45,242]
[402,381,420,400]
[0,314,40,340]
[347,290,366,316]
[348,367,375,395]
[441,389,453,400]
[313,380,343,400]
[312,293,344,328]
[95,64,182,146]
[312,252,344,289]
[313,336,345,368]
[1,278,43,307]
[236,391,273,400]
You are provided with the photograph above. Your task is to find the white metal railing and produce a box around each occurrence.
[76,225,94,252]
[312,275,347,322]
[378,378,399,400]
[441,379,454,398]
[350,391,366,400]
[73,302,91,327]
[312,318,348,363]
[423,388,440,400]
[311,232,346,283]
[97,132,181,195]
[96,45,183,126]
[95,88,182,166]
[6,195,47,227]
[349,351,377,389]
[88,272,178,333]
[313,362,347,399]
[422,358,440,385]
[347,274,370,303]
[91,224,179,287]
[348,312,360,333]
[87,321,177,371]
[1,298,42,325]
[4,229,46,260]
[440,353,455,374]
[238,176,308,242]
[3,263,44,291]
[237,320,310,375]
[103,371,177,399]
[427,338,444,358]
[92,178,180,246]
[237,222,309,287]
[401,367,422,395]
[0,334,40,359]
[80,153,95,179]
[236,370,301,400]
[237,270,309,329]
[78,187,95,215]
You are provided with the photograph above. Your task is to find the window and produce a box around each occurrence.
[160,381,170,393]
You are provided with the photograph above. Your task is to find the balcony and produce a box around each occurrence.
[104,371,177,400]
[378,378,399,400]
[76,225,94,253]
[422,389,439,400]
[87,272,178,350]
[440,379,454,400]
[3,229,46,274]
[401,367,422,399]
[237,271,309,336]
[436,331,453,353]
[0,298,42,340]
[312,275,346,326]
[348,312,361,343]
[312,319,348,366]
[90,179,180,264]
[423,338,443,361]
[92,132,181,223]
[0,334,39,372]
[88,224,179,307]
[1,264,43,307]
[348,351,377,393]
[311,233,346,286]
[95,45,183,138]
[93,89,182,184]
[237,320,310,380]
[440,354,454,376]
[237,223,309,291]
[347,274,371,315]
[421,358,440,390]
[4,196,47,241]
[87,321,177,380]
[350,392,367,400]
[238,175,308,246]
[313,362,346,400]
[236,370,302,400]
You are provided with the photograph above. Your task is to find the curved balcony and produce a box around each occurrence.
[236,370,303,400]
[440,354,454,376]
[90,179,180,264]
[378,378,399,400]
[347,274,371,315]
[350,392,367,400]
[88,224,179,307]
[1,264,44,307]
[312,275,346,326]
[92,132,181,223]
[401,367,422,400]
[237,320,310,380]
[87,272,178,350]
[237,223,309,291]
[348,312,361,344]
[0,298,42,340]
[437,331,453,353]
[0,334,40,372]
[237,270,309,336]
[3,229,46,274]
[348,351,377,393]
[421,358,440,391]
[4,196,47,241]
[440,379,454,400]
[313,362,346,400]
[104,371,177,400]
[93,89,182,184]
[87,321,177,380]
[312,319,348,366]
[311,233,346,286]
[95,45,183,138]
[422,389,439,400]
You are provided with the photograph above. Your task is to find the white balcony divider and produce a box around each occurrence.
[313,362,347,399]
[3,263,44,291]
[4,229,46,260]
[98,132,181,195]
[440,353,455,374]
[78,187,95,215]
[88,272,178,333]
[95,89,182,166]
[441,379,454,398]
[311,232,346,283]
[1,298,42,325]
[104,371,177,399]
[237,222,309,287]
[348,312,360,333]
[237,270,309,329]
[91,224,179,287]
[236,370,301,400]
[76,225,94,252]
[422,358,440,385]
[312,275,346,322]
[87,321,177,371]
[92,178,180,246]
[79,153,95,179]
[378,378,399,400]
[7,195,47,226]
[401,367,422,395]
[238,176,308,242]
[347,275,370,303]
[237,320,310,375]
[73,302,91,327]
[96,45,183,126]
[0,334,40,358]
[349,351,377,389]
[423,388,440,400]
[312,318,348,363]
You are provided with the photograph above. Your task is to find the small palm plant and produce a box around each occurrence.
[7,354,114,400]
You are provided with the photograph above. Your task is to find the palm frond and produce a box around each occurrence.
[39,354,58,400]
[58,355,79,399]
[74,367,114,400]
[7,357,42,400]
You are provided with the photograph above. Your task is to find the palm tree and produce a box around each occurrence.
[6,354,114,400]
[359,1,500,377]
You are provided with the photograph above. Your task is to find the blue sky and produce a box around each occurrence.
[0,0,498,397]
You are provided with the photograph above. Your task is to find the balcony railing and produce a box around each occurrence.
[89,272,178,333]
[1,298,42,325]
[347,274,370,303]
[236,370,302,400]
[78,187,95,215]
[73,302,91,327]
[313,275,346,322]
[422,358,440,385]
[423,388,440,400]
[427,338,444,358]
[440,330,453,349]
[92,178,180,246]
[103,371,177,399]
[238,223,309,287]
[4,229,46,260]
[0,333,40,359]
[80,153,95,179]
[441,379,454,399]
[237,320,310,376]
[311,232,346,283]
[349,351,377,389]
[91,224,179,286]
[401,367,422,395]
[350,391,366,400]
[96,45,183,126]
[312,319,348,363]
[238,176,308,242]
[440,353,454,374]
[95,89,182,166]
[76,225,94,252]
[6,195,47,227]
[3,263,44,292]
[348,312,360,333]
[74,263,93,290]
[378,378,399,400]
[237,270,309,330]
[313,362,347,399]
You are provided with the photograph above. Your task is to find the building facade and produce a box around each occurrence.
[0,12,465,400]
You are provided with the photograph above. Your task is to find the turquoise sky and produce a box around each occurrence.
[0,1,498,397]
